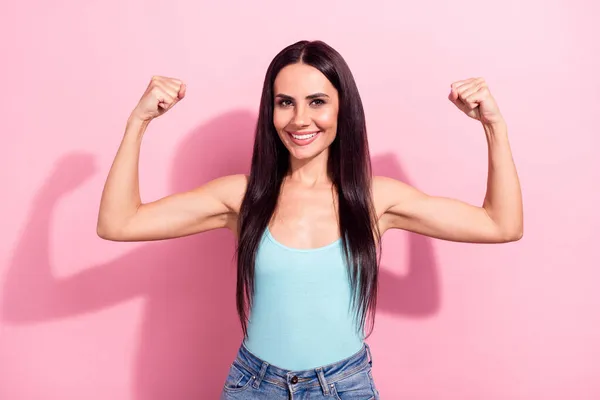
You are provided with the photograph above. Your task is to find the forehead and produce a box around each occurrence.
[274,63,336,95]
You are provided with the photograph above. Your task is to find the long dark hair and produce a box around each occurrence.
[236,40,381,338]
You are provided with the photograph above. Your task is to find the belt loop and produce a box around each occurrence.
[365,342,373,365]
[252,361,269,389]
[315,367,330,395]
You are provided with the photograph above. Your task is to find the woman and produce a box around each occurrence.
[97,40,523,399]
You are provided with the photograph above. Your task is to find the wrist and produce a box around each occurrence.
[127,112,152,127]
[126,114,151,140]
[482,116,507,131]
[482,119,507,136]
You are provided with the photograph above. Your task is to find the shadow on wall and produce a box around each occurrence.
[2,109,440,399]
[372,154,440,318]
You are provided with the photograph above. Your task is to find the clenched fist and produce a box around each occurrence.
[131,76,186,122]
[448,77,504,126]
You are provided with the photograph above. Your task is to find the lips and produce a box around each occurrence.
[286,130,321,146]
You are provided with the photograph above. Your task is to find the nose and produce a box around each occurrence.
[291,105,310,127]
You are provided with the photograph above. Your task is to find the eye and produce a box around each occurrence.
[277,99,293,107]
[310,99,326,106]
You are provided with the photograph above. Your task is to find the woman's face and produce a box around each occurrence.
[272,63,339,161]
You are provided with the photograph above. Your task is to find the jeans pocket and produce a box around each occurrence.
[222,362,254,393]
[330,367,377,399]
[331,384,375,400]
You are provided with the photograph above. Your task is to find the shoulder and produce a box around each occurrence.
[372,175,424,216]
[210,173,249,190]
[198,173,248,193]
[372,175,403,192]
[194,173,248,213]
[372,175,412,204]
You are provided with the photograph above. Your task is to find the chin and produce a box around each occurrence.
[288,148,325,161]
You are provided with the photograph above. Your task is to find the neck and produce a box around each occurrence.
[287,149,330,187]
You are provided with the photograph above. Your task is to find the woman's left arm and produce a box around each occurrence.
[376,78,523,243]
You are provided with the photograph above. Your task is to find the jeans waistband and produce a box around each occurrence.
[232,341,373,394]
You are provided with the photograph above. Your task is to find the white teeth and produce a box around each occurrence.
[291,132,318,140]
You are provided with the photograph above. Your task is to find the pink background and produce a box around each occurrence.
[1,1,599,399]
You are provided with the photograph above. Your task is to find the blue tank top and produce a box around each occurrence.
[242,228,365,370]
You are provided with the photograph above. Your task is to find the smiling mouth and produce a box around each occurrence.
[288,131,320,140]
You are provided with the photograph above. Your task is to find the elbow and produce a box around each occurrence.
[501,227,523,243]
[97,209,142,241]
[96,221,124,241]
[96,224,115,241]
[506,230,523,242]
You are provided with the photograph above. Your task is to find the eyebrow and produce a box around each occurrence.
[275,92,330,100]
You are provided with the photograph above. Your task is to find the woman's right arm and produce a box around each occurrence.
[96,76,247,242]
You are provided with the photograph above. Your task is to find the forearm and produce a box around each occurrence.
[97,116,149,237]
[481,120,523,240]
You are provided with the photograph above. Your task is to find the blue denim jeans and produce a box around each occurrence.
[220,342,380,399]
